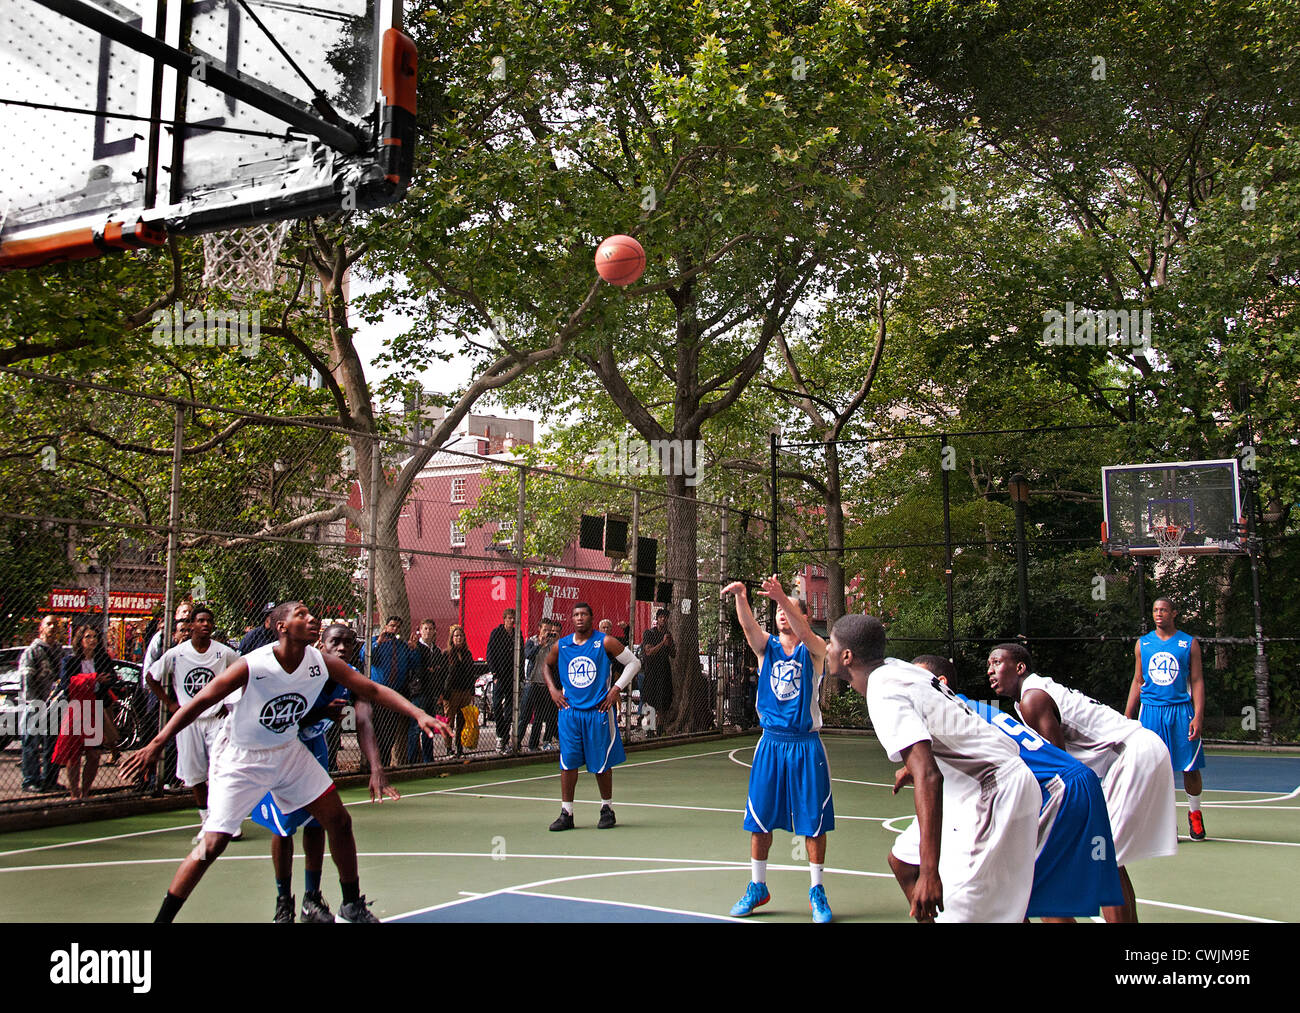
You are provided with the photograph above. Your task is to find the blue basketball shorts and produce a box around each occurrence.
[743,728,835,838]
[558,707,625,774]
[1027,768,1125,918]
[1139,700,1204,772]
[249,731,329,837]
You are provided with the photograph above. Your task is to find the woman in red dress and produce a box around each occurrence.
[52,626,113,799]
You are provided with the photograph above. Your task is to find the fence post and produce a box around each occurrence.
[717,498,728,730]
[363,435,378,683]
[512,468,526,752]
[156,404,185,794]
[625,490,639,737]
[940,434,954,663]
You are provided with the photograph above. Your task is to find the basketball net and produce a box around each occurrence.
[1152,522,1186,566]
[201,221,292,294]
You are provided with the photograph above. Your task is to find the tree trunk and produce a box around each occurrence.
[663,469,712,734]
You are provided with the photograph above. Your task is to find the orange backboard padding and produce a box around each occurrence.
[0,221,166,270]
[381,29,417,114]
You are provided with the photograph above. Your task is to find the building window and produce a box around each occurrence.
[451,476,466,503]
[450,571,461,600]
[450,520,466,547]
[496,517,516,544]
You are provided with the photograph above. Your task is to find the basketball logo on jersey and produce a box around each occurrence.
[183,666,215,699]
[567,656,598,689]
[770,658,801,701]
[259,693,309,733]
[1147,651,1180,686]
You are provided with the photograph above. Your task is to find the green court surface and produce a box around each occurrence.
[0,736,1295,923]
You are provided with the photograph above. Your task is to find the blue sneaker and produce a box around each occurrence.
[729,881,770,917]
[809,885,832,923]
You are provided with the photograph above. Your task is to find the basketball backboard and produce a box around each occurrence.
[0,0,415,269]
[1101,459,1245,557]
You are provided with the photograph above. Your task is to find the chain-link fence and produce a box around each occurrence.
[772,424,1300,744]
[0,368,775,815]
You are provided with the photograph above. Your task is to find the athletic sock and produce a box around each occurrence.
[751,860,767,884]
[198,807,208,827]
[155,892,185,923]
[340,879,361,905]
[276,877,292,899]
[810,863,824,888]
[561,801,573,815]
[305,868,322,895]
[601,796,613,807]
[1186,792,1202,813]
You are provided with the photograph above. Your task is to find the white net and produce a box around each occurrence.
[201,221,292,294]
[1152,522,1186,566]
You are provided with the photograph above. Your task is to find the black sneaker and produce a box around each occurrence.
[274,894,295,924]
[597,804,616,829]
[335,896,380,923]
[549,809,575,831]
[300,891,333,923]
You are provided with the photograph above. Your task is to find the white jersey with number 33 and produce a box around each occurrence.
[229,643,330,750]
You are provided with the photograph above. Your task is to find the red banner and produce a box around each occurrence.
[46,588,165,615]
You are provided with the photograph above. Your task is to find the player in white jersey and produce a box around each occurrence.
[826,615,1040,922]
[123,601,449,923]
[146,605,240,843]
[988,643,1177,923]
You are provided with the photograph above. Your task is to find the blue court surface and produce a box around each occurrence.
[1201,755,1300,793]
[392,892,731,922]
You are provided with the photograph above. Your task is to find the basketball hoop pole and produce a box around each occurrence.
[1239,384,1272,744]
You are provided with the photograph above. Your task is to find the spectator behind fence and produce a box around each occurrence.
[19,615,64,792]
[487,609,524,754]
[52,626,115,800]
[517,617,560,751]
[640,608,676,728]
[409,619,449,761]
[445,625,476,761]
[358,616,413,768]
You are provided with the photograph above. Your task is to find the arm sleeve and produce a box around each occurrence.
[613,647,641,690]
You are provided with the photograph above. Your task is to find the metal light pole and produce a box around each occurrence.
[1009,473,1030,638]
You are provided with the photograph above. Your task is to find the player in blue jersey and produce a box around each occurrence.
[540,602,641,831]
[251,620,403,923]
[722,575,834,923]
[1125,598,1207,840]
[899,655,1123,921]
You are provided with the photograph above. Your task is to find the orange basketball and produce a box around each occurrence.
[595,234,646,286]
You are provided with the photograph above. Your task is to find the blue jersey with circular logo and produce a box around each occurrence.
[1138,629,1193,705]
[756,635,822,733]
[557,631,611,711]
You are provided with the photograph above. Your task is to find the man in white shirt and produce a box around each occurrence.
[988,642,1177,923]
[147,605,240,843]
[826,614,1039,922]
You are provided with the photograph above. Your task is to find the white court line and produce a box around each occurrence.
[1134,898,1279,924]
[386,860,896,922]
[0,745,741,859]
[1180,786,1300,807]
[499,888,738,922]
[427,791,890,821]
[1,849,1277,924]
[1177,834,1300,848]
[727,745,896,789]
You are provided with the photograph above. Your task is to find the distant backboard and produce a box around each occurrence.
[0,0,415,269]
[1102,459,1244,556]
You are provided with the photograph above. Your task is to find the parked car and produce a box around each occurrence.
[0,646,148,751]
